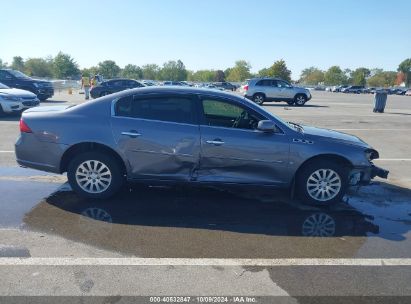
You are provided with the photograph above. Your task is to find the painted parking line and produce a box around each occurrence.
[0,151,13,153]
[1,258,411,266]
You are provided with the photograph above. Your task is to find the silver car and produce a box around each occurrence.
[15,87,388,205]
[0,82,40,116]
[244,78,312,106]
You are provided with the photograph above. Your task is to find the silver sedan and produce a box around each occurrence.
[15,87,388,205]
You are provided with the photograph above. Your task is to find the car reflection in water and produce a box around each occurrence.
[23,185,379,258]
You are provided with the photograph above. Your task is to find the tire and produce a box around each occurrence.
[294,94,307,106]
[67,151,124,199]
[287,101,295,106]
[296,160,348,206]
[253,93,265,105]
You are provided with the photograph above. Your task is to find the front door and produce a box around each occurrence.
[197,97,290,185]
[110,93,201,181]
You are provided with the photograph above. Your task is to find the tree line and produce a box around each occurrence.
[300,59,411,87]
[0,52,409,87]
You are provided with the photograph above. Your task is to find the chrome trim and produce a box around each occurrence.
[206,140,225,145]
[121,131,142,137]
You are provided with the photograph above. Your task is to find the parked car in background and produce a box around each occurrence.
[244,77,311,106]
[213,81,237,91]
[0,69,54,101]
[0,82,39,116]
[163,81,185,86]
[90,79,145,98]
[331,85,348,92]
[342,86,365,94]
[405,89,411,96]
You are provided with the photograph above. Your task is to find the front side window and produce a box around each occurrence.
[277,80,291,88]
[202,99,263,130]
[115,95,196,124]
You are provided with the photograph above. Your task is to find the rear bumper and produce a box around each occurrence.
[15,133,67,174]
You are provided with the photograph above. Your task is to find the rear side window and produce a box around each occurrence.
[115,95,196,124]
[0,71,13,80]
[256,79,273,86]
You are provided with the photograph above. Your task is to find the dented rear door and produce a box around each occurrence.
[110,93,200,181]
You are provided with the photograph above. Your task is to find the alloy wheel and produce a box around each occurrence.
[75,160,112,194]
[306,168,341,202]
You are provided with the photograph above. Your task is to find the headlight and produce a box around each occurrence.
[0,95,20,101]
[365,149,379,161]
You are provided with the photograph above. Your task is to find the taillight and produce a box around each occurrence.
[244,85,249,91]
[19,118,32,133]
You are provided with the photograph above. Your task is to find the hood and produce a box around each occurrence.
[0,88,37,98]
[302,125,369,147]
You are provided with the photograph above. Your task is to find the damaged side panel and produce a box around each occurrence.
[111,116,201,181]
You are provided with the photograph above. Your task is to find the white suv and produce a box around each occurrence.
[0,82,40,116]
[243,78,312,106]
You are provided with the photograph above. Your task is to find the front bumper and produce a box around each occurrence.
[349,164,389,186]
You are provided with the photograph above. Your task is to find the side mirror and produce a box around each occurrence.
[257,120,277,132]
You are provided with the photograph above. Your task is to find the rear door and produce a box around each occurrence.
[197,96,290,185]
[110,93,201,181]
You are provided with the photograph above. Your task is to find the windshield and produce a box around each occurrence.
[0,83,10,89]
[8,70,31,79]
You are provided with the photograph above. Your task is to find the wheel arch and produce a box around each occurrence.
[60,142,127,175]
[295,154,353,176]
[253,92,266,98]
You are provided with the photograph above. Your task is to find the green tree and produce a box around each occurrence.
[324,66,346,86]
[266,59,292,82]
[214,70,225,82]
[142,64,160,80]
[367,71,397,87]
[0,59,6,68]
[189,70,215,82]
[11,56,25,71]
[97,60,120,78]
[81,66,99,77]
[159,60,187,81]
[300,67,325,85]
[121,64,143,79]
[398,58,411,86]
[350,68,370,86]
[24,58,53,77]
[226,60,251,82]
[53,52,79,79]
[257,68,270,77]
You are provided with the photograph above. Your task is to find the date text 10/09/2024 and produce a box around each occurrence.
[149,296,258,303]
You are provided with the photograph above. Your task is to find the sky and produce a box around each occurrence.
[2,0,410,79]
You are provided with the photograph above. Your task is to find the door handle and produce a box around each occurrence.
[206,139,225,145]
[121,131,141,138]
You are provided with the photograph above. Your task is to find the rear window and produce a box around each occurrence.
[115,95,196,124]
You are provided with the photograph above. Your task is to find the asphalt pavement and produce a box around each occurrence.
[0,90,411,302]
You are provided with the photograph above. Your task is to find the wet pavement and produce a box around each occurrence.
[1,166,411,259]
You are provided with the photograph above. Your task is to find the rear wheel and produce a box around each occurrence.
[296,160,348,206]
[67,152,124,199]
[294,94,307,106]
[253,93,265,105]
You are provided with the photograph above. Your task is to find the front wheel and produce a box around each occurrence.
[294,94,307,106]
[296,160,348,205]
[67,152,124,199]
